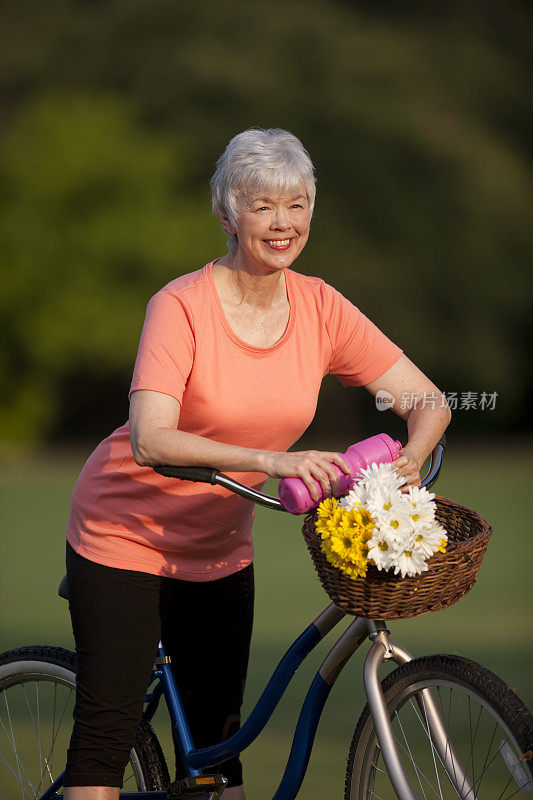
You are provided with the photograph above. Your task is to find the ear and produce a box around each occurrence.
[217,213,237,236]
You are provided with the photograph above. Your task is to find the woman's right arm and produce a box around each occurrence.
[129,389,350,502]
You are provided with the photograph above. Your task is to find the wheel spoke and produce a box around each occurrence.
[1,691,24,798]
[51,681,57,778]
[33,684,74,795]
[436,687,462,794]
[0,749,37,797]
[1,688,35,795]
[390,707,447,799]
[501,780,530,800]
[419,692,445,799]
[21,682,54,787]
[395,706,433,799]
[36,682,44,785]
[497,774,514,799]
[465,695,483,794]
[469,736,513,796]
[405,696,462,798]
[476,717,498,794]
[346,658,531,800]
[0,652,167,796]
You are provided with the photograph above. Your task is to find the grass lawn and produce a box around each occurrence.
[1,441,531,798]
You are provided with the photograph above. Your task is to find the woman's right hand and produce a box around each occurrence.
[262,450,352,503]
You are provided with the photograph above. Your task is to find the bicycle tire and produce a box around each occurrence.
[0,645,170,797]
[345,654,533,800]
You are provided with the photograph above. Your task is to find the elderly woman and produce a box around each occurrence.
[63,128,450,799]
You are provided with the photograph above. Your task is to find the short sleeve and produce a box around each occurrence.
[129,289,195,404]
[325,286,403,387]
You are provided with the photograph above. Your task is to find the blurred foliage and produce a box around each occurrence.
[0,94,224,442]
[0,0,531,444]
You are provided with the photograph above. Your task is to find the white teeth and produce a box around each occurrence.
[267,239,290,247]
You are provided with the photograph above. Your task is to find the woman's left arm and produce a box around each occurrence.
[363,353,452,490]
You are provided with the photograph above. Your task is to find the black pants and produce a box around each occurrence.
[64,542,254,788]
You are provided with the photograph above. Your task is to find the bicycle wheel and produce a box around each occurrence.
[345,654,533,800]
[0,646,170,798]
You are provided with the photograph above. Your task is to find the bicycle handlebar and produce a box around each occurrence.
[153,466,220,484]
[153,434,447,513]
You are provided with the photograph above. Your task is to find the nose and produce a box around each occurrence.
[271,206,291,230]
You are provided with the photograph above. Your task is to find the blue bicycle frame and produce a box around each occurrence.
[42,438,446,800]
[42,604,365,800]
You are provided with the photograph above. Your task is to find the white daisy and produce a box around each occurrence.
[357,462,406,495]
[365,482,404,516]
[405,485,436,526]
[375,506,412,541]
[391,543,429,578]
[339,483,367,511]
[417,522,448,554]
[367,533,394,571]
[410,526,443,558]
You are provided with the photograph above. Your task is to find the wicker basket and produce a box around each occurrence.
[302,496,492,620]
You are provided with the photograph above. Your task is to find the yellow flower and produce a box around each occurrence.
[329,529,357,560]
[338,558,368,579]
[357,507,375,528]
[315,500,372,582]
[326,508,345,531]
[316,497,339,518]
[344,506,375,531]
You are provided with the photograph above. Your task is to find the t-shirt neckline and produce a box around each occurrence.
[205,260,295,354]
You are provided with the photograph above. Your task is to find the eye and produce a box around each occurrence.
[291,203,303,209]
[255,206,269,212]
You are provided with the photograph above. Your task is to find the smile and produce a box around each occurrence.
[263,238,293,251]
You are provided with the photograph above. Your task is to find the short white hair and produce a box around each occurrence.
[210,128,316,255]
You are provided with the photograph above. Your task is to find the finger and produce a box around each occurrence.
[317,468,333,499]
[328,453,352,474]
[394,465,412,478]
[400,473,420,489]
[301,470,319,502]
[312,455,342,494]
[400,472,417,489]
[399,465,417,477]
[392,457,409,469]
[394,458,417,475]
[311,465,333,499]
[322,461,340,495]
[400,481,420,494]
[300,462,326,502]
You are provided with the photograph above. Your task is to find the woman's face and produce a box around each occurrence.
[224,188,311,274]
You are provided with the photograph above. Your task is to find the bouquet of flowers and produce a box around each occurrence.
[315,462,448,580]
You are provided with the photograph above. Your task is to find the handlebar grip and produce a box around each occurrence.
[153,466,220,484]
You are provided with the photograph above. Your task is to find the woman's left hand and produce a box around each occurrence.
[392,448,422,492]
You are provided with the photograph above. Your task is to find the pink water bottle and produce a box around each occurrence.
[278,433,402,515]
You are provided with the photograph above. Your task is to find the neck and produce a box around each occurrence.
[214,255,287,308]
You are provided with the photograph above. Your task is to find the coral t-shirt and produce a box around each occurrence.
[66,261,402,580]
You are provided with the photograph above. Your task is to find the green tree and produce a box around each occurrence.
[1,0,532,440]
[0,94,224,444]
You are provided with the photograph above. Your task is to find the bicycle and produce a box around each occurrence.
[1,438,532,799]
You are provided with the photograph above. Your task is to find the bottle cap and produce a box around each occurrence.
[377,433,402,460]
